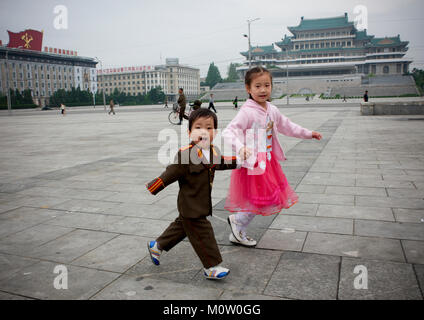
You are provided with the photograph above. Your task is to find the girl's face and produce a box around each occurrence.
[246,73,272,108]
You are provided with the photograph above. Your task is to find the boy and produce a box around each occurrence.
[146,109,239,280]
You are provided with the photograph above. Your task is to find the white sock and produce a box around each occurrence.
[234,212,255,233]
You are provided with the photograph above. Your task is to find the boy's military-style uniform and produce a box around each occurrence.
[147,143,238,268]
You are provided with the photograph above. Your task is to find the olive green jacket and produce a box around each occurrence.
[147,143,238,218]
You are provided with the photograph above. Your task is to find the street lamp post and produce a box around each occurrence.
[286,48,289,105]
[95,57,106,111]
[5,50,12,115]
[244,18,260,70]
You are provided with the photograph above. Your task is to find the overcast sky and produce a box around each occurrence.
[1,0,423,77]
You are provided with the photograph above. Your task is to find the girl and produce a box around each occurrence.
[222,67,322,247]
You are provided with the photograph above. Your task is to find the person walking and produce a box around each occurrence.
[164,96,169,108]
[146,109,240,280]
[177,88,188,125]
[233,96,238,109]
[222,67,322,247]
[60,103,66,116]
[363,90,369,102]
[208,94,217,113]
[109,99,116,115]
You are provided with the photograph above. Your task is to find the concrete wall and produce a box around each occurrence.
[361,101,424,115]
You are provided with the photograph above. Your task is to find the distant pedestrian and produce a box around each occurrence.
[363,90,369,102]
[233,96,238,109]
[60,103,66,116]
[164,96,169,108]
[177,88,188,125]
[109,99,116,115]
[190,99,202,111]
[343,95,347,102]
[208,94,217,113]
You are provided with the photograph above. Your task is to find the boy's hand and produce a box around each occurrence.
[312,131,322,140]
[239,147,252,160]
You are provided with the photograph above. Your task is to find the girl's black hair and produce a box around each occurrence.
[188,108,218,131]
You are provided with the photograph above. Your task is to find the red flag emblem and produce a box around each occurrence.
[7,29,43,51]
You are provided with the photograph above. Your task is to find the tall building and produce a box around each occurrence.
[0,29,97,107]
[239,13,412,78]
[97,58,200,101]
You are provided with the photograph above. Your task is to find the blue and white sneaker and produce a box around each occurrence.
[147,241,162,266]
[203,265,230,280]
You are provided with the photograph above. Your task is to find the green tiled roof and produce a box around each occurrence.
[366,36,408,47]
[288,14,354,32]
[275,35,293,47]
[240,45,277,56]
[355,30,374,41]
[293,47,365,54]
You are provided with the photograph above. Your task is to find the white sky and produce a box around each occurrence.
[1,0,423,77]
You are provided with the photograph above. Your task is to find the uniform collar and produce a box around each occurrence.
[189,142,220,171]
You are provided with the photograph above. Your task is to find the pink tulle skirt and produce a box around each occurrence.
[224,152,298,216]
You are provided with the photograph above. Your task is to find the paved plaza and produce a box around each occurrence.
[0,101,423,300]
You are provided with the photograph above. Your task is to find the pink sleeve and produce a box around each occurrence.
[275,111,313,139]
[222,109,249,153]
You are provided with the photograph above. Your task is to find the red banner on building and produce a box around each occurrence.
[7,29,43,51]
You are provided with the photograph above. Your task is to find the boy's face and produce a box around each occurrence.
[188,116,216,150]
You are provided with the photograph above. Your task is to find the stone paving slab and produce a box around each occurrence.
[354,220,424,241]
[0,224,75,256]
[283,203,319,216]
[105,217,173,238]
[393,208,424,223]
[414,264,424,297]
[263,252,340,300]
[0,105,423,300]
[0,260,119,300]
[25,229,118,263]
[356,196,424,210]
[270,214,353,235]
[316,204,395,221]
[51,199,122,214]
[190,246,282,295]
[0,253,39,281]
[338,257,422,300]
[401,240,424,264]
[256,229,307,251]
[91,275,223,300]
[72,235,150,273]
[303,232,405,262]
[45,211,126,231]
[0,291,33,300]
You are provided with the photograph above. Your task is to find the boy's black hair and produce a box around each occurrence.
[188,108,218,131]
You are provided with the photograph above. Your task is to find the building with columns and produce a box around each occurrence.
[239,13,412,78]
[97,58,200,101]
[0,44,97,107]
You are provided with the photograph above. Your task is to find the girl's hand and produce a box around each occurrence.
[312,131,322,140]
[239,147,252,160]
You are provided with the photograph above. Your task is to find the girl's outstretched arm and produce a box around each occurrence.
[275,112,313,139]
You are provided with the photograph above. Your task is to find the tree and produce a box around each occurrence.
[412,68,424,95]
[225,63,241,82]
[205,63,222,88]
[148,87,166,104]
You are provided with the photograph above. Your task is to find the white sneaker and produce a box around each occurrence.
[147,240,162,266]
[203,265,230,280]
[229,231,257,247]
